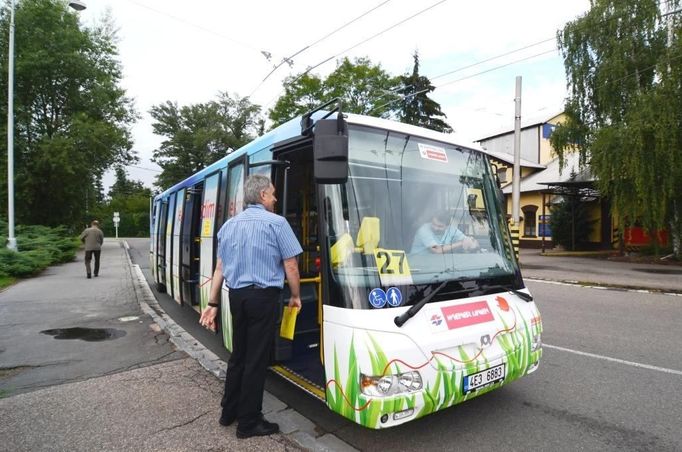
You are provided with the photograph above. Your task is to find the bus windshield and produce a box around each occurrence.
[322,125,521,310]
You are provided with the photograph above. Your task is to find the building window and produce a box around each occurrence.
[522,205,538,237]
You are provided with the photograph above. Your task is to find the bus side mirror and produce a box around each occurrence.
[313,119,348,184]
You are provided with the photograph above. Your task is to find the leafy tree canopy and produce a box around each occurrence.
[150,92,262,190]
[269,57,401,127]
[551,0,682,254]
[0,0,137,228]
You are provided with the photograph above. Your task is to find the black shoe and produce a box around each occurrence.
[94,273,98,277]
[236,419,279,438]
[219,414,236,427]
[87,274,91,279]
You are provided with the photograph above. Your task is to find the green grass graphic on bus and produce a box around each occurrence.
[325,303,542,429]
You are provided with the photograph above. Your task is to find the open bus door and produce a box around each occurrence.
[266,139,325,391]
[267,112,348,394]
[156,200,169,292]
[181,182,203,308]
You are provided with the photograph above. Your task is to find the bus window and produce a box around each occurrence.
[216,167,228,227]
[226,163,245,219]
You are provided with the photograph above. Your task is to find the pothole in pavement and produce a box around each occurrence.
[40,327,126,341]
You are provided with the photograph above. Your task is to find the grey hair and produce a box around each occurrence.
[243,174,272,205]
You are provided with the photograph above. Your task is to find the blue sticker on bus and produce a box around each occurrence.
[386,287,403,307]
[368,288,387,308]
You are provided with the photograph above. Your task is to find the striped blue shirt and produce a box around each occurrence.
[217,204,302,289]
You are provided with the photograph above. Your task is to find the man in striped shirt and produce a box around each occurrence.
[200,174,302,439]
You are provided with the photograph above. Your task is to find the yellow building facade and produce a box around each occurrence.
[477,113,614,250]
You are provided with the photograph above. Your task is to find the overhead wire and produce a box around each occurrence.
[249,0,395,97]
[368,2,682,115]
[262,0,449,109]
[123,0,280,60]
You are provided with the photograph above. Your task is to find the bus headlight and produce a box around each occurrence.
[360,371,423,397]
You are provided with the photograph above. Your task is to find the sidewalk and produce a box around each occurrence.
[0,240,353,452]
[519,248,682,293]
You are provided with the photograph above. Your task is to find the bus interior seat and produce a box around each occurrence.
[356,217,380,254]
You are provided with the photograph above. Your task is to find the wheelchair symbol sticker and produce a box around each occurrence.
[368,288,387,308]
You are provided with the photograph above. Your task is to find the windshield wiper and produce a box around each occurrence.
[478,284,533,302]
[394,282,533,328]
[394,281,448,328]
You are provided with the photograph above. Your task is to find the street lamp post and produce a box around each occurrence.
[7,0,16,250]
[6,0,86,251]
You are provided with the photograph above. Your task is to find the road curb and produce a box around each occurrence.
[122,241,358,452]
[525,277,682,297]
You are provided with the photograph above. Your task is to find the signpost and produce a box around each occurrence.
[113,212,120,239]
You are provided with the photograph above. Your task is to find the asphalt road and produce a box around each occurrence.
[127,238,682,452]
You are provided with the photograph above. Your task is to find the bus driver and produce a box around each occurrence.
[411,210,479,254]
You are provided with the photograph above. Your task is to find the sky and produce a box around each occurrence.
[73,0,592,191]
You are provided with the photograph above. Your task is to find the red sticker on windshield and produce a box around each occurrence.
[418,143,448,162]
[441,301,494,329]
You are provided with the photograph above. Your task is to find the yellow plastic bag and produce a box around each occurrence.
[279,306,299,340]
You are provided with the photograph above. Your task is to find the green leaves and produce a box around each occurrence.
[554,0,682,254]
[0,222,80,278]
[0,0,136,229]
[150,93,262,190]
[269,57,401,127]
[269,54,453,135]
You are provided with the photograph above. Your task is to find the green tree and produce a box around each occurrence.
[396,51,453,133]
[0,0,137,229]
[549,195,592,251]
[324,57,400,117]
[108,167,149,199]
[268,73,325,127]
[150,92,262,189]
[269,57,400,127]
[89,167,152,237]
[551,0,682,256]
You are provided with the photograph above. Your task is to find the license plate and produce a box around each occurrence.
[463,363,505,393]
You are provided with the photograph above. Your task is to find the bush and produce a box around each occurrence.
[549,197,592,251]
[0,222,81,278]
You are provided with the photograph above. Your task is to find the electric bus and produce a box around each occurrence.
[149,101,542,429]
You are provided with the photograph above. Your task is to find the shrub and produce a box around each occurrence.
[0,222,81,278]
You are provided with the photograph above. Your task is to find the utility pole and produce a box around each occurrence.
[509,76,522,261]
[665,0,681,258]
[512,76,522,225]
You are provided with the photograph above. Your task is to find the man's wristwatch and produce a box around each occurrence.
[207,301,220,308]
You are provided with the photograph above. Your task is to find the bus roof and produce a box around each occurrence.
[153,112,485,201]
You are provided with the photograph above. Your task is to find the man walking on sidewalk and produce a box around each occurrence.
[79,220,104,279]
[200,174,302,439]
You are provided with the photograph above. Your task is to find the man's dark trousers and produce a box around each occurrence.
[84,250,101,276]
[221,287,280,428]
